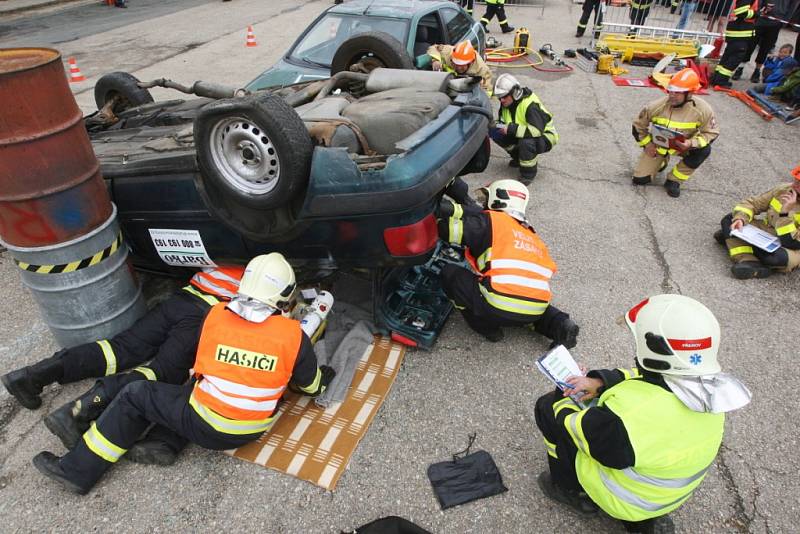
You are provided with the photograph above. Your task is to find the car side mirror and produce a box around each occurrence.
[415,54,432,70]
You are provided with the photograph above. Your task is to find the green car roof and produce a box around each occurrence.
[330,0,454,18]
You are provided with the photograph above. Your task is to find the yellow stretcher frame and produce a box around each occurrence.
[596,34,700,59]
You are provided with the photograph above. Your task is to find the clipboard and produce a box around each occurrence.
[649,123,686,150]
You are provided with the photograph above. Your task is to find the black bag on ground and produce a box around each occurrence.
[344,516,432,534]
[427,434,508,510]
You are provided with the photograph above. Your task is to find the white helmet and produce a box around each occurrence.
[625,294,721,376]
[493,73,524,100]
[481,179,529,221]
[237,253,296,311]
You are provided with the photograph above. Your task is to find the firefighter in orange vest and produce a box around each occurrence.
[438,179,579,346]
[2,266,243,412]
[32,253,333,494]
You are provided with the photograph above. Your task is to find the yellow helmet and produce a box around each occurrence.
[237,253,296,311]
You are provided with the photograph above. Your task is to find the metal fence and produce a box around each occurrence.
[588,0,726,46]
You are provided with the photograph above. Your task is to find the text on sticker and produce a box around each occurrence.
[215,344,278,371]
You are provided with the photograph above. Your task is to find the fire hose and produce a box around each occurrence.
[486,46,573,73]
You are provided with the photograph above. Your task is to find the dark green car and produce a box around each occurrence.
[247,0,486,90]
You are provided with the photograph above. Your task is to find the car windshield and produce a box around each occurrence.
[289,14,408,67]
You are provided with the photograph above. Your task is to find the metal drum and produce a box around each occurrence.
[0,48,112,248]
[3,205,147,347]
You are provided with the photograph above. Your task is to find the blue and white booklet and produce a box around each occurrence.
[536,345,591,409]
[731,225,781,253]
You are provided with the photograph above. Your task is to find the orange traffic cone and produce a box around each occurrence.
[67,57,86,83]
[245,25,257,47]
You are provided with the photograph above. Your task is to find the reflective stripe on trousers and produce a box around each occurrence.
[97,340,117,376]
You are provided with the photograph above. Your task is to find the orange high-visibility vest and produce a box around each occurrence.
[467,211,557,315]
[192,304,302,421]
[189,266,245,300]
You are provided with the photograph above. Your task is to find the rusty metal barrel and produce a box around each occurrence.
[0,48,146,347]
[0,48,111,246]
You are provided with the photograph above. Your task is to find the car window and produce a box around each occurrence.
[440,7,473,45]
[413,12,445,57]
[289,14,408,67]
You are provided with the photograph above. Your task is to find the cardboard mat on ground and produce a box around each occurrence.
[226,335,405,490]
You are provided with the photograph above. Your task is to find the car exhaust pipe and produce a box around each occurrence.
[138,78,250,99]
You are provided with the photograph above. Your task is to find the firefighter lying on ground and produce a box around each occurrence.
[714,166,800,279]
[427,40,493,94]
[631,68,719,198]
[490,74,559,185]
[534,295,750,534]
[437,179,578,346]
[1,267,245,460]
[32,253,335,494]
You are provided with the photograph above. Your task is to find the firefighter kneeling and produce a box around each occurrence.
[32,253,334,495]
[438,179,578,346]
[631,68,718,198]
[491,74,558,185]
[534,295,750,533]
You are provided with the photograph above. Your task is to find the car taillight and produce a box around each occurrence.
[383,214,438,256]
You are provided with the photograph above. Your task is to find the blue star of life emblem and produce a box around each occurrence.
[689,354,702,366]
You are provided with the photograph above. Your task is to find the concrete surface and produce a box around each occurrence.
[1,0,799,533]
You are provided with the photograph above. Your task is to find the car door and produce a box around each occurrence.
[438,5,485,55]
[410,9,447,61]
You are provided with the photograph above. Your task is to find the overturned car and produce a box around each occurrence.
[87,57,491,277]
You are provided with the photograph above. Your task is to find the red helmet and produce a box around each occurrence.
[667,68,701,93]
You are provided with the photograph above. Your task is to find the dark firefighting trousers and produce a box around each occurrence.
[719,213,791,268]
[440,263,571,340]
[460,0,474,15]
[629,3,652,26]
[57,381,263,490]
[58,291,209,384]
[711,39,750,84]
[496,134,552,183]
[577,0,603,36]
[481,3,512,31]
[534,390,660,532]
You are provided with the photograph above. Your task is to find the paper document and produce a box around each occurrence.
[730,225,781,253]
[648,123,685,149]
[536,345,589,409]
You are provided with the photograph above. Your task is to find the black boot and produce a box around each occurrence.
[575,27,585,38]
[551,317,579,349]
[749,68,761,83]
[32,451,91,495]
[663,179,681,198]
[731,261,771,279]
[126,439,178,466]
[713,229,725,245]
[632,175,652,185]
[1,354,64,410]
[44,382,109,450]
[537,472,598,516]
[622,514,675,533]
[501,24,515,34]
[731,66,743,81]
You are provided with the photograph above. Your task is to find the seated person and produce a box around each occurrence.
[752,56,798,95]
[768,65,800,102]
[761,44,795,80]
[427,40,493,93]
[714,167,800,279]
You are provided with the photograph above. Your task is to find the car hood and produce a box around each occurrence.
[247,59,332,91]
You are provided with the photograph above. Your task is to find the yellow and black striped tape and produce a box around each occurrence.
[14,232,123,274]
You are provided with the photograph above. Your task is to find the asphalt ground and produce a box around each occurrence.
[1,0,799,532]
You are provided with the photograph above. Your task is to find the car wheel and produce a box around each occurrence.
[330,31,414,75]
[194,94,313,210]
[93,71,154,113]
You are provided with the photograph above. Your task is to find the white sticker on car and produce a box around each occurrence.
[148,228,217,268]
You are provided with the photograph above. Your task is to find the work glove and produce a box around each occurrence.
[320,365,336,388]
[437,198,456,219]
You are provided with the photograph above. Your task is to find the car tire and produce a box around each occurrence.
[94,71,154,113]
[193,94,313,210]
[330,31,414,75]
